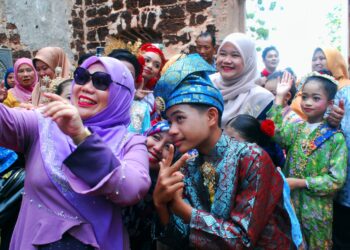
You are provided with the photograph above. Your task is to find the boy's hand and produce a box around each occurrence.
[327,99,344,128]
[275,71,293,105]
[153,145,189,208]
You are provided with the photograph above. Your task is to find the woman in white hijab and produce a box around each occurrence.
[210,33,274,127]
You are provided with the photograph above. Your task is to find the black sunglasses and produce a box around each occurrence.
[74,67,114,91]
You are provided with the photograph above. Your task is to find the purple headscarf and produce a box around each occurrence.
[37,56,135,249]
[10,58,38,102]
[76,56,135,153]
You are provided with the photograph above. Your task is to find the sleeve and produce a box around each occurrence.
[187,149,283,248]
[306,133,348,195]
[268,104,299,149]
[0,103,38,153]
[63,134,151,207]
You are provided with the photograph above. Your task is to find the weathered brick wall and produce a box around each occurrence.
[0,0,244,63]
[72,0,216,60]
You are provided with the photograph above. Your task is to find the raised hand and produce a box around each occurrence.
[41,93,87,144]
[153,145,189,207]
[0,81,8,102]
[275,71,294,105]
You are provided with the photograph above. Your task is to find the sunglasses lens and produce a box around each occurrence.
[91,72,112,91]
[74,67,90,85]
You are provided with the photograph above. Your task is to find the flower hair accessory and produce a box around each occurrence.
[260,119,275,137]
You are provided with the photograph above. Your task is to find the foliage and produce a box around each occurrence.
[324,3,342,51]
[246,0,283,50]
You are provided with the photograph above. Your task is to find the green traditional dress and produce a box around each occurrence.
[268,105,348,250]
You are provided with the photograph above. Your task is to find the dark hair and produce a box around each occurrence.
[303,76,337,100]
[267,70,297,104]
[227,114,285,167]
[190,103,222,128]
[55,79,72,96]
[78,53,94,66]
[227,114,269,145]
[196,32,216,47]
[108,49,141,79]
[262,46,279,60]
[317,69,333,76]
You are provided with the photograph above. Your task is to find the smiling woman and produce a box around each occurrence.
[210,32,274,126]
[2,58,38,108]
[0,56,151,250]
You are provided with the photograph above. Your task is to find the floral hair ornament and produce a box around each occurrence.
[298,71,339,91]
[260,119,275,137]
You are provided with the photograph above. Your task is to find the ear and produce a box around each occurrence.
[284,92,292,103]
[207,107,219,127]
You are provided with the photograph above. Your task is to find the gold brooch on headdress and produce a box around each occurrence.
[155,96,166,113]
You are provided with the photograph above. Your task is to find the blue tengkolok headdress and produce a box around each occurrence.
[154,53,224,118]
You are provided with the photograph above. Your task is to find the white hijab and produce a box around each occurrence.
[210,33,274,126]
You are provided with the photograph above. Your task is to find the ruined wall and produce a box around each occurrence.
[0,0,244,62]
[0,0,74,60]
[72,0,217,60]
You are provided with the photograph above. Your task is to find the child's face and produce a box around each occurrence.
[301,80,331,123]
[264,79,278,96]
[166,104,211,153]
[224,126,246,142]
[60,83,71,100]
[146,131,172,171]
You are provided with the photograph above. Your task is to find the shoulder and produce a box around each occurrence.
[124,133,147,150]
[251,85,274,98]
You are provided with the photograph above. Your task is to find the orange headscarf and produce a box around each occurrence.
[291,47,350,119]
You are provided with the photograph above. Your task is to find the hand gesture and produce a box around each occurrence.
[153,145,189,208]
[276,71,294,98]
[135,89,153,100]
[41,93,86,141]
[0,81,8,102]
[327,99,344,128]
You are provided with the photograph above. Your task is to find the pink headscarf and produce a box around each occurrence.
[10,58,38,103]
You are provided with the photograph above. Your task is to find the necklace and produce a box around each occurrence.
[292,124,322,178]
[200,161,216,204]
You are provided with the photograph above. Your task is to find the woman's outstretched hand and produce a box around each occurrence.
[41,93,89,144]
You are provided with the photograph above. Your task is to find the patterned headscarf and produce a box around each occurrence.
[145,120,170,136]
[154,53,223,118]
[3,67,14,89]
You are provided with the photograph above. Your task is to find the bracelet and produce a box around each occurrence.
[72,127,92,145]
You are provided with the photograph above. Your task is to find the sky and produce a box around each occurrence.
[246,0,348,77]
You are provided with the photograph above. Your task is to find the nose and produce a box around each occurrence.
[223,55,232,64]
[153,141,163,153]
[168,123,179,136]
[80,80,95,92]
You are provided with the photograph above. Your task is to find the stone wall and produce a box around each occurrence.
[0,0,244,63]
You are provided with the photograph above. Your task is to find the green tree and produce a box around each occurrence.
[324,3,342,51]
[245,0,283,51]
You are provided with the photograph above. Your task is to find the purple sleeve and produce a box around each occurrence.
[63,133,118,187]
[64,134,151,207]
[0,104,38,152]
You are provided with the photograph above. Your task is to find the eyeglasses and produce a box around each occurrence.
[73,67,114,91]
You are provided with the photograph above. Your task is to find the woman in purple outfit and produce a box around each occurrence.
[0,56,151,250]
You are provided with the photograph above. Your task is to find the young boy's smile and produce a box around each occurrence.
[166,104,212,154]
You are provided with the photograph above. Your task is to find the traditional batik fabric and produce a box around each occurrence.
[155,133,296,250]
[335,86,350,207]
[269,105,348,250]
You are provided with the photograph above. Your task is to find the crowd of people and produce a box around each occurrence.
[0,30,349,250]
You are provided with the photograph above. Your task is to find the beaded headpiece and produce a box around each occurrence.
[299,71,339,88]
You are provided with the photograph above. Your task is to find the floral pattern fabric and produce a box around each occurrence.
[268,105,348,249]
